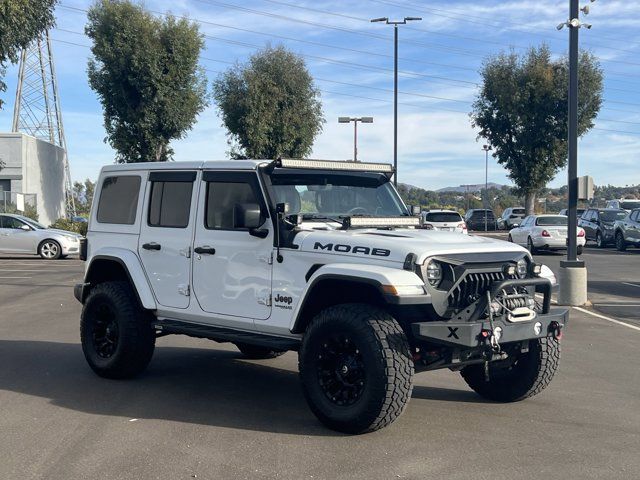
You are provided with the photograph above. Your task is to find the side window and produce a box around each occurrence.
[97,176,141,225]
[148,180,194,228]
[204,174,266,230]
[631,211,639,222]
[1,216,24,229]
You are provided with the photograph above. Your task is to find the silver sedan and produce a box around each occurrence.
[0,213,82,259]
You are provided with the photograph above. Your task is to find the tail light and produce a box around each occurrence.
[424,223,434,230]
[458,222,467,231]
[578,229,585,237]
[541,230,551,237]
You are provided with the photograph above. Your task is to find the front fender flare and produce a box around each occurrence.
[289,263,426,332]
[85,247,157,310]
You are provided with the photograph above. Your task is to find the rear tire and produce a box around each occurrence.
[81,281,155,379]
[527,237,537,254]
[299,304,414,434]
[39,240,61,260]
[461,337,560,402]
[616,232,627,251]
[507,234,513,242]
[235,342,286,359]
[577,245,583,256]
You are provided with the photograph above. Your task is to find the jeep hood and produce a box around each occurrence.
[294,228,528,264]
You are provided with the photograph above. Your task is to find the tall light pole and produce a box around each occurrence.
[482,144,492,232]
[371,16,422,186]
[556,0,593,306]
[338,116,373,162]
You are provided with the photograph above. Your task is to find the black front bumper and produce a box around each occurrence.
[412,276,567,347]
[412,308,568,347]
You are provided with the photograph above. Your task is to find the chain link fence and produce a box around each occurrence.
[0,191,39,221]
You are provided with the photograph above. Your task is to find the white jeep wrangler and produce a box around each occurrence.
[75,159,567,434]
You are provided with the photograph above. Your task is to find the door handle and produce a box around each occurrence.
[194,246,216,255]
[142,242,161,251]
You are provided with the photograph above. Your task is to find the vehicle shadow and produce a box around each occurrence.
[588,280,640,300]
[0,340,485,434]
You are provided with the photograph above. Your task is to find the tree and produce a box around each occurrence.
[85,0,207,162]
[471,45,603,214]
[213,45,324,159]
[72,179,95,216]
[0,0,58,109]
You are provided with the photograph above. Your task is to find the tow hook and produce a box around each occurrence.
[549,321,563,340]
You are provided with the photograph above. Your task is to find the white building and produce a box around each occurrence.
[0,132,66,226]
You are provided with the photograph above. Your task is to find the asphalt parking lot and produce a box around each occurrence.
[1,251,639,480]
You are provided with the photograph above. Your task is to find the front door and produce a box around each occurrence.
[0,216,37,253]
[192,171,273,321]
[138,171,198,309]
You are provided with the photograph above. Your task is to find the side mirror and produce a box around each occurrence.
[234,203,264,230]
[511,223,520,228]
[20,224,31,231]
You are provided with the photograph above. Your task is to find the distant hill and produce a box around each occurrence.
[436,182,506,193]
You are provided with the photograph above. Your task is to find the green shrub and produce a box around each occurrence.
[50,218,88,236]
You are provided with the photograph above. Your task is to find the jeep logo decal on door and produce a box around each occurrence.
[313,242,391,257]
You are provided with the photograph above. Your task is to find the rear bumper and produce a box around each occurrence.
[411,308,568,347]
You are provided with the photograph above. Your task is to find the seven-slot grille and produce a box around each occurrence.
[448,271,506,311]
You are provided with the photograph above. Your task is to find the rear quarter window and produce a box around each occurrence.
[97,176,142,225]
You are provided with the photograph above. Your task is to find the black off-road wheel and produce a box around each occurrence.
[616,232,627,252]
[460,337,560,402]
[235,342,286,359]
[81,281,155,379]
[299,304,414,434]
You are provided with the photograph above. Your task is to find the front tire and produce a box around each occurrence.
[235,342,286,359]
[461,337,560,402]
[616,232,627,251]
[299,304,414,434]
[39,240,61,260]
[81,281,155,379]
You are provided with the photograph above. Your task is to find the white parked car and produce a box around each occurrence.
[508,214,585,255]
[0,213,82,259]
[419,209,467,234]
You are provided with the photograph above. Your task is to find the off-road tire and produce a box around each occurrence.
[527,237,537,255]
[235,342,286,359]
[460,337,560,402]
[38,239,62,260]
[81,281,155,379]
[616,232,627,252]
[299,303,414,434]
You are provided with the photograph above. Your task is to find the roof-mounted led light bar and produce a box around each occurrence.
[275,158,394,174]
[344,216,421,229]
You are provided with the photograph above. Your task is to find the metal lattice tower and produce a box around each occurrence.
[11,31,76,217]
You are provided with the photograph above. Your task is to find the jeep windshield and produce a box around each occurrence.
[268,171,409,223]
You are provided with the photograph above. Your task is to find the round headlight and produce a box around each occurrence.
[516,259,528,278]
[426,260,443,287]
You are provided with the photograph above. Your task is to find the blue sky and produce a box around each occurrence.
[1,0,639,190]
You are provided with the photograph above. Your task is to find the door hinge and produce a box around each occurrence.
[256,291,271,306]
[178,284,190,296]
[257,252,273,264]
[179,246,191,258]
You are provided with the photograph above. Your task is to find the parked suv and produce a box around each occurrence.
[464,209,496,231]
[419,209,467,234]
[75,159,567,434]
[613,208,640,251]
[497,207,525,230]
[606,199,640,213]
[578,208,627,248]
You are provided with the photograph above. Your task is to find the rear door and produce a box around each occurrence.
[138,171,198,309]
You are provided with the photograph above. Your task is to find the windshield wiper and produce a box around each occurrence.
[302,214,344,224]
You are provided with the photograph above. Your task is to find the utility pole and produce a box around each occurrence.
[338,117,373,162]
[482,144,492,232]
[556,0,593,306]
[371,16,422,186]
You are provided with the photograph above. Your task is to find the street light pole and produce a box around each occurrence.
[338,116,374,162]
[371,16,422,186]
[482,144,492,232]
[556,0,593,306]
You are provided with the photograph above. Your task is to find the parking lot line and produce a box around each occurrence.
[0,276,32,279]
[573,306,640,332]
[621,282,640,288]
[593,303,640,307]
